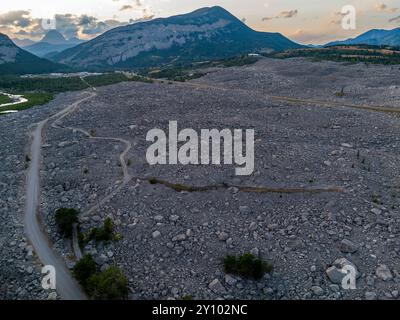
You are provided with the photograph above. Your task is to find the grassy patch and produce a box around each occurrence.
[223,253,273,280]
[0,93,12,105]
[0,72,154,113]
[371,194,383,205]
[0,92,53,113]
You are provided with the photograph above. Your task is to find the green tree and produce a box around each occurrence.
[73,254,97,288]
[87,266,128,300]
[55,208,79,238]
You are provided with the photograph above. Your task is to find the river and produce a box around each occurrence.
[0,92,28,113]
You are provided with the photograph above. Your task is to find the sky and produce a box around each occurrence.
[0,0,399,44]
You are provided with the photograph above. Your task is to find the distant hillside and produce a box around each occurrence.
[326,28,400,47]
[12,38,36,47]
[24,30,85,58]
[0,33,68,75]
[53,6,302,70]
[269,45,400,65]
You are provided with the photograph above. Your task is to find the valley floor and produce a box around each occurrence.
[1,58,400,300]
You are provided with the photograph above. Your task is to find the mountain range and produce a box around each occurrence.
[3,6,400,75]
[22,30,85,59]
[0,33,67,75]
[52,6,302,70]
[326,28,400,47]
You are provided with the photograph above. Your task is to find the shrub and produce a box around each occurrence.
[149,177,158,185]
[88,217,114,243]
[55,208,79,238]
[73,254,97,288]
[223,253,273,280]
[104,217,113,234]
[114,233,122,241]
[87,266,128,300]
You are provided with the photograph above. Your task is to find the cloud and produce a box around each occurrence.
[120,5,134,11]
[0,5,154,41]
[330,11,347,25]
[375,3,398,13]
[262,10,298,21]
[80,18,126,36]
[388,15,400,23]
[277,10,298,19]
[0,10,44,38]
[119,0,143,11]
[0,10,32,28]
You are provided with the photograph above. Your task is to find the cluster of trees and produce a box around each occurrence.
[84,73,127,87]
[0,75,88,93]
[146,54,259,82]
[55,207,120,254]
[0,72,154,96]
[149,68,206,82]
[73,254,128,300]
[54,209,126,299]
[273,46,400,65]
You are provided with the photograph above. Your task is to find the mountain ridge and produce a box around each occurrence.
[23,30,85,58]
[53,6,302,70]
[0,33,68,74]
[326,27,400,47]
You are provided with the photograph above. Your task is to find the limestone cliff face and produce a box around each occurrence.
[64,19,231,67]
[54,6,302,70]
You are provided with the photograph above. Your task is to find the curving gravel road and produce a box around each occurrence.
[24,92,96,300]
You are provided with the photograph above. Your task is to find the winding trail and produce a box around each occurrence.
[23,75,394,300]
[24,91,95,300]
[72,223,83,260]
[49,85,133,256]
[51,122,133,219]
